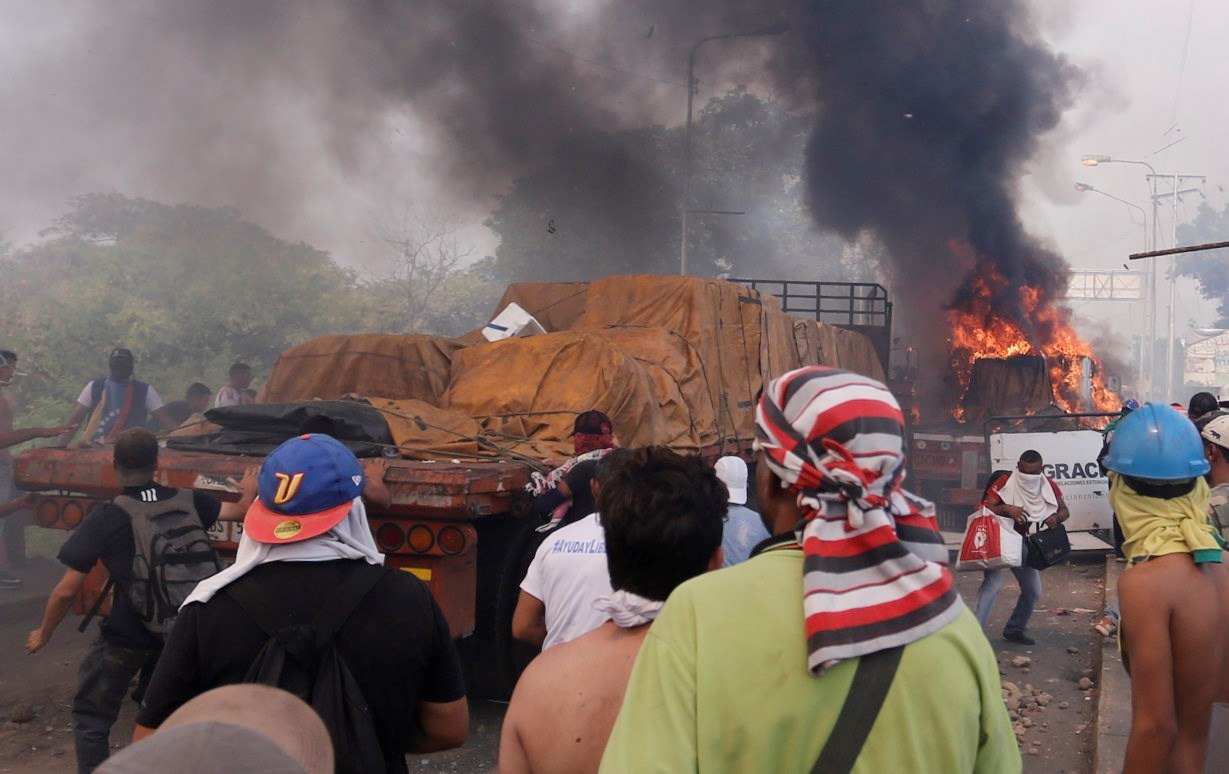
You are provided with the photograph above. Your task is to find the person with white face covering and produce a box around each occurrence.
[974,450,1069,645]
[133,434,468,773]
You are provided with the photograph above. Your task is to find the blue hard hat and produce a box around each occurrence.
[1103,402,1210,480]
[1122,398,1140,413]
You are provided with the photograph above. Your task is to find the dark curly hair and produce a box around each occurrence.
[598,446,726,601]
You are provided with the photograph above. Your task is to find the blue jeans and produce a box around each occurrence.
[974,542,1042,634]
[72,636,156,773]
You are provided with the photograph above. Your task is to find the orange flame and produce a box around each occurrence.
[947,261,1118,418]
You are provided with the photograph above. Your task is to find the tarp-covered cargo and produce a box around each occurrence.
[459,282,590,343]
[221,276,884,462]
[260,334,464,404]
[442,331,670,459]
[791,318,887,382]
[574,275,772,447]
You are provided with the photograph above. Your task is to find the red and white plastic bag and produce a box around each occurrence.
[955,507,1023,571]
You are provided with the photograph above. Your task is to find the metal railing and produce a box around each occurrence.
[730,279,892,328]
[731,279,893,369]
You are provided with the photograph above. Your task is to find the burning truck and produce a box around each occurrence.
[907,261,1121,534]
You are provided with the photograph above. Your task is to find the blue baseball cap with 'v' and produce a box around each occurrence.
[244,434,365,544]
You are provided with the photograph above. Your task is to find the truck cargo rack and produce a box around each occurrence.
[731,279,892,369]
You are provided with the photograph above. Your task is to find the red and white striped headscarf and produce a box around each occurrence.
[754,366,962,675]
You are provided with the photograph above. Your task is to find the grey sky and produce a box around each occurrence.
[1023,0,1226,342]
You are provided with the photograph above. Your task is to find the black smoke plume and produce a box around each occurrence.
[787,1,1075,344]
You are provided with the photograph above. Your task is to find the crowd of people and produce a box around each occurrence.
[5,343,1229,771]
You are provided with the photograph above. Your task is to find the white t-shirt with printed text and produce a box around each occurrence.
[520,512,613,650]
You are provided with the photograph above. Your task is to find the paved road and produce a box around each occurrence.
[2,553,1114,773]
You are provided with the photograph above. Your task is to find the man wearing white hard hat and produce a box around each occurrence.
[1201,413,1229,540]
[714,456,769,567]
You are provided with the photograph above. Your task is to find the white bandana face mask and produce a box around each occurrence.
[1015,471,1044,495]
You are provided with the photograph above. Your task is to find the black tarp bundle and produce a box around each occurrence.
[165,401,395,457]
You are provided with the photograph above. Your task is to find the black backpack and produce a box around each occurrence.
[225,563,388,774]
[114,489,221,638]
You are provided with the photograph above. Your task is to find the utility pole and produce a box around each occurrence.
[1148,172,1206,397]
[679,23,790,276]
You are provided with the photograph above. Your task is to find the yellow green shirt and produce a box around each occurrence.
[600,541,1019,774]
[1108,473,1223,564]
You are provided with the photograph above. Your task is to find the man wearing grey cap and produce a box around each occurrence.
[714,456,769,566]
[60,347,176,446]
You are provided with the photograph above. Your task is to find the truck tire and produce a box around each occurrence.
[459,515,544,699]
[491,518,548,697]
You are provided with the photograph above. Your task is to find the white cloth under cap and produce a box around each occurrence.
[183,497,383,607]
[714,456,748,505]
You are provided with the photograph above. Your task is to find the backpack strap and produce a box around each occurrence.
[810,646,904,774]
[226,563,387,644]
[310,564,387,649]
[89,378,105,407]
[77,576,115,633]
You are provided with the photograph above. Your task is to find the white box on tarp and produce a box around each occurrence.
[482,302,547,342]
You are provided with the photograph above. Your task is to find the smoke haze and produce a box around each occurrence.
[3,1,1078,350]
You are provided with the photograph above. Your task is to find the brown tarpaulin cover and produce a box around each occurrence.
[961,355,1054,426]
[364,398,486,460]
[441,331,670,459]
[260,334,464,404]
[255,276,884,461]
[790,319,887,381]
[573,275,770,447]
[458,282,590,343]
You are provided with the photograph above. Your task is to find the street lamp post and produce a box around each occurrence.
[679,23,790,276]
[1081,155,1159,400]
[1083,154,1207,398]
[1074,181,1149,396]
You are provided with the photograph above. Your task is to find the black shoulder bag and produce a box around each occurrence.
[1025,522,1071,570]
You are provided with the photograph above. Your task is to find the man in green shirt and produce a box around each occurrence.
[601,367,1018,773]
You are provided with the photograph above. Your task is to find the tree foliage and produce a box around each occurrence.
[1176,201,1229,325]
[2,194,371,424]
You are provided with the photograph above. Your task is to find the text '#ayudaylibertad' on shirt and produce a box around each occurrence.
[550,538,605,555]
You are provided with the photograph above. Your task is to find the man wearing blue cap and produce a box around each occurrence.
[134,434,468,773]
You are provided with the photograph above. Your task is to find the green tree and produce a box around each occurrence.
[1,194,371,425]
[1176,201,1229,325]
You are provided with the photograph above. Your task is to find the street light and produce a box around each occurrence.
[1083,153,1161,400]
[1083,153,1206,398]
[1073,182,1148,233]
[679,22,791,276]
[1074,181,1149,396]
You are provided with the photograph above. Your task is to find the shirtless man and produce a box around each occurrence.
[0,349,74,586]
[498,447,725,774]
[1104,403,1229,772]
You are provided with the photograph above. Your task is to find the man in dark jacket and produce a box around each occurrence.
[134,434,468,773]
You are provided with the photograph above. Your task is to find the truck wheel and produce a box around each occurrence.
[492,518,548,697]
[459,515,546,699]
